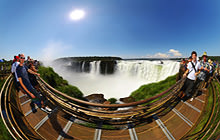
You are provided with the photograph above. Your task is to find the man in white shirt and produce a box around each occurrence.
[181,51,201,101]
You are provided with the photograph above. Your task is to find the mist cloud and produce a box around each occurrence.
[41,40,71,66]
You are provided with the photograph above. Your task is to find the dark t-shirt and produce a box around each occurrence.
[16,65,34,92]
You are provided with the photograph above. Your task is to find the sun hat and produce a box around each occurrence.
[202,52,207,57]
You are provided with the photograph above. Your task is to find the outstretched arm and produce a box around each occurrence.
[28,69,40,76]
[18,78,36,99]
[31,65,38,72]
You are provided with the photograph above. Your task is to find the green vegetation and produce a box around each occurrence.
[57,85,83,99]
[203,81,220,139]
[204,56,220,62]
[38,66,84,99]
[0,119,12,140]
[130,74,177,101]
[0,61,13,139]
[0,79,13,140]
[107,98,117,104]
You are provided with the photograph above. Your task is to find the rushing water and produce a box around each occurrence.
[51,60,180,99]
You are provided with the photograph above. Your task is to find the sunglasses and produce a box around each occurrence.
[20,57,25,59]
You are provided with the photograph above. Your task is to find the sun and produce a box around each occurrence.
[69,9,85,21]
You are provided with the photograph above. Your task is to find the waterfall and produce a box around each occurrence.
[81,61,85,72]
[96,61,101,75]
[74,60,179,82]
[52,60,180,99]
[115,60,179,83]
[89,61,101,74]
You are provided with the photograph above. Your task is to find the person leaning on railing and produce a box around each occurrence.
[28,59,40,91]
[16,54,52,113]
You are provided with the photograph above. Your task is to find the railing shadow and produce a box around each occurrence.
[48,108,74,139]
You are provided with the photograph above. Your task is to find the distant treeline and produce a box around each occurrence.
[124,58,181,61]
[125,56,220,61]
[203,56,220,62]
[55,56,122,62]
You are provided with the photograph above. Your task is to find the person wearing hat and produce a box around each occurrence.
[200,52,210,71]
[199,52,211,82]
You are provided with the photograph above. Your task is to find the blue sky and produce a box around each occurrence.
[0,0,220,60]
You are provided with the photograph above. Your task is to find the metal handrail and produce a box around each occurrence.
[215,75,220,85]
[38,76,185,108]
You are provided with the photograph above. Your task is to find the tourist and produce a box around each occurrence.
[11,56,20,91]
[28,60,40,90]
[197,52,211,89]
[33,60,39,69]
[11,56,20,74]
[180,51,201,101]
[187,56,192,64]
[208,59,214,76]
[27,56,31,62]
[215,61,219,78]
[176,58,186,81]
[25,56,32,67]
[16,54,51,113]
[12,56,17,64]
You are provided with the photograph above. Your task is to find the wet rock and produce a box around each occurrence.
[119,97,136,103]
[85,93,107,104]
[100,61,117,74]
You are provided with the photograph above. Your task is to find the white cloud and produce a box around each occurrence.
[153,53,169,58]
[41,40,71,66]
[147,49,182,58]
[168,49,182,57]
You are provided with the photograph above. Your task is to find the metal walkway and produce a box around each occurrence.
[0,74,215,140]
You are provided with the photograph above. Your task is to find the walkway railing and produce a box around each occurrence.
[37,76,185,124]
[0,63,11,79]
[38,76,185,108]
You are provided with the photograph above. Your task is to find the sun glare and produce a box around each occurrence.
[70,9,85,21]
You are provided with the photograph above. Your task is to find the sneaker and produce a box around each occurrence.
[30,102,37,113]
[45,106,52,112]
[190,98,194,102]
[40,107,52,113]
